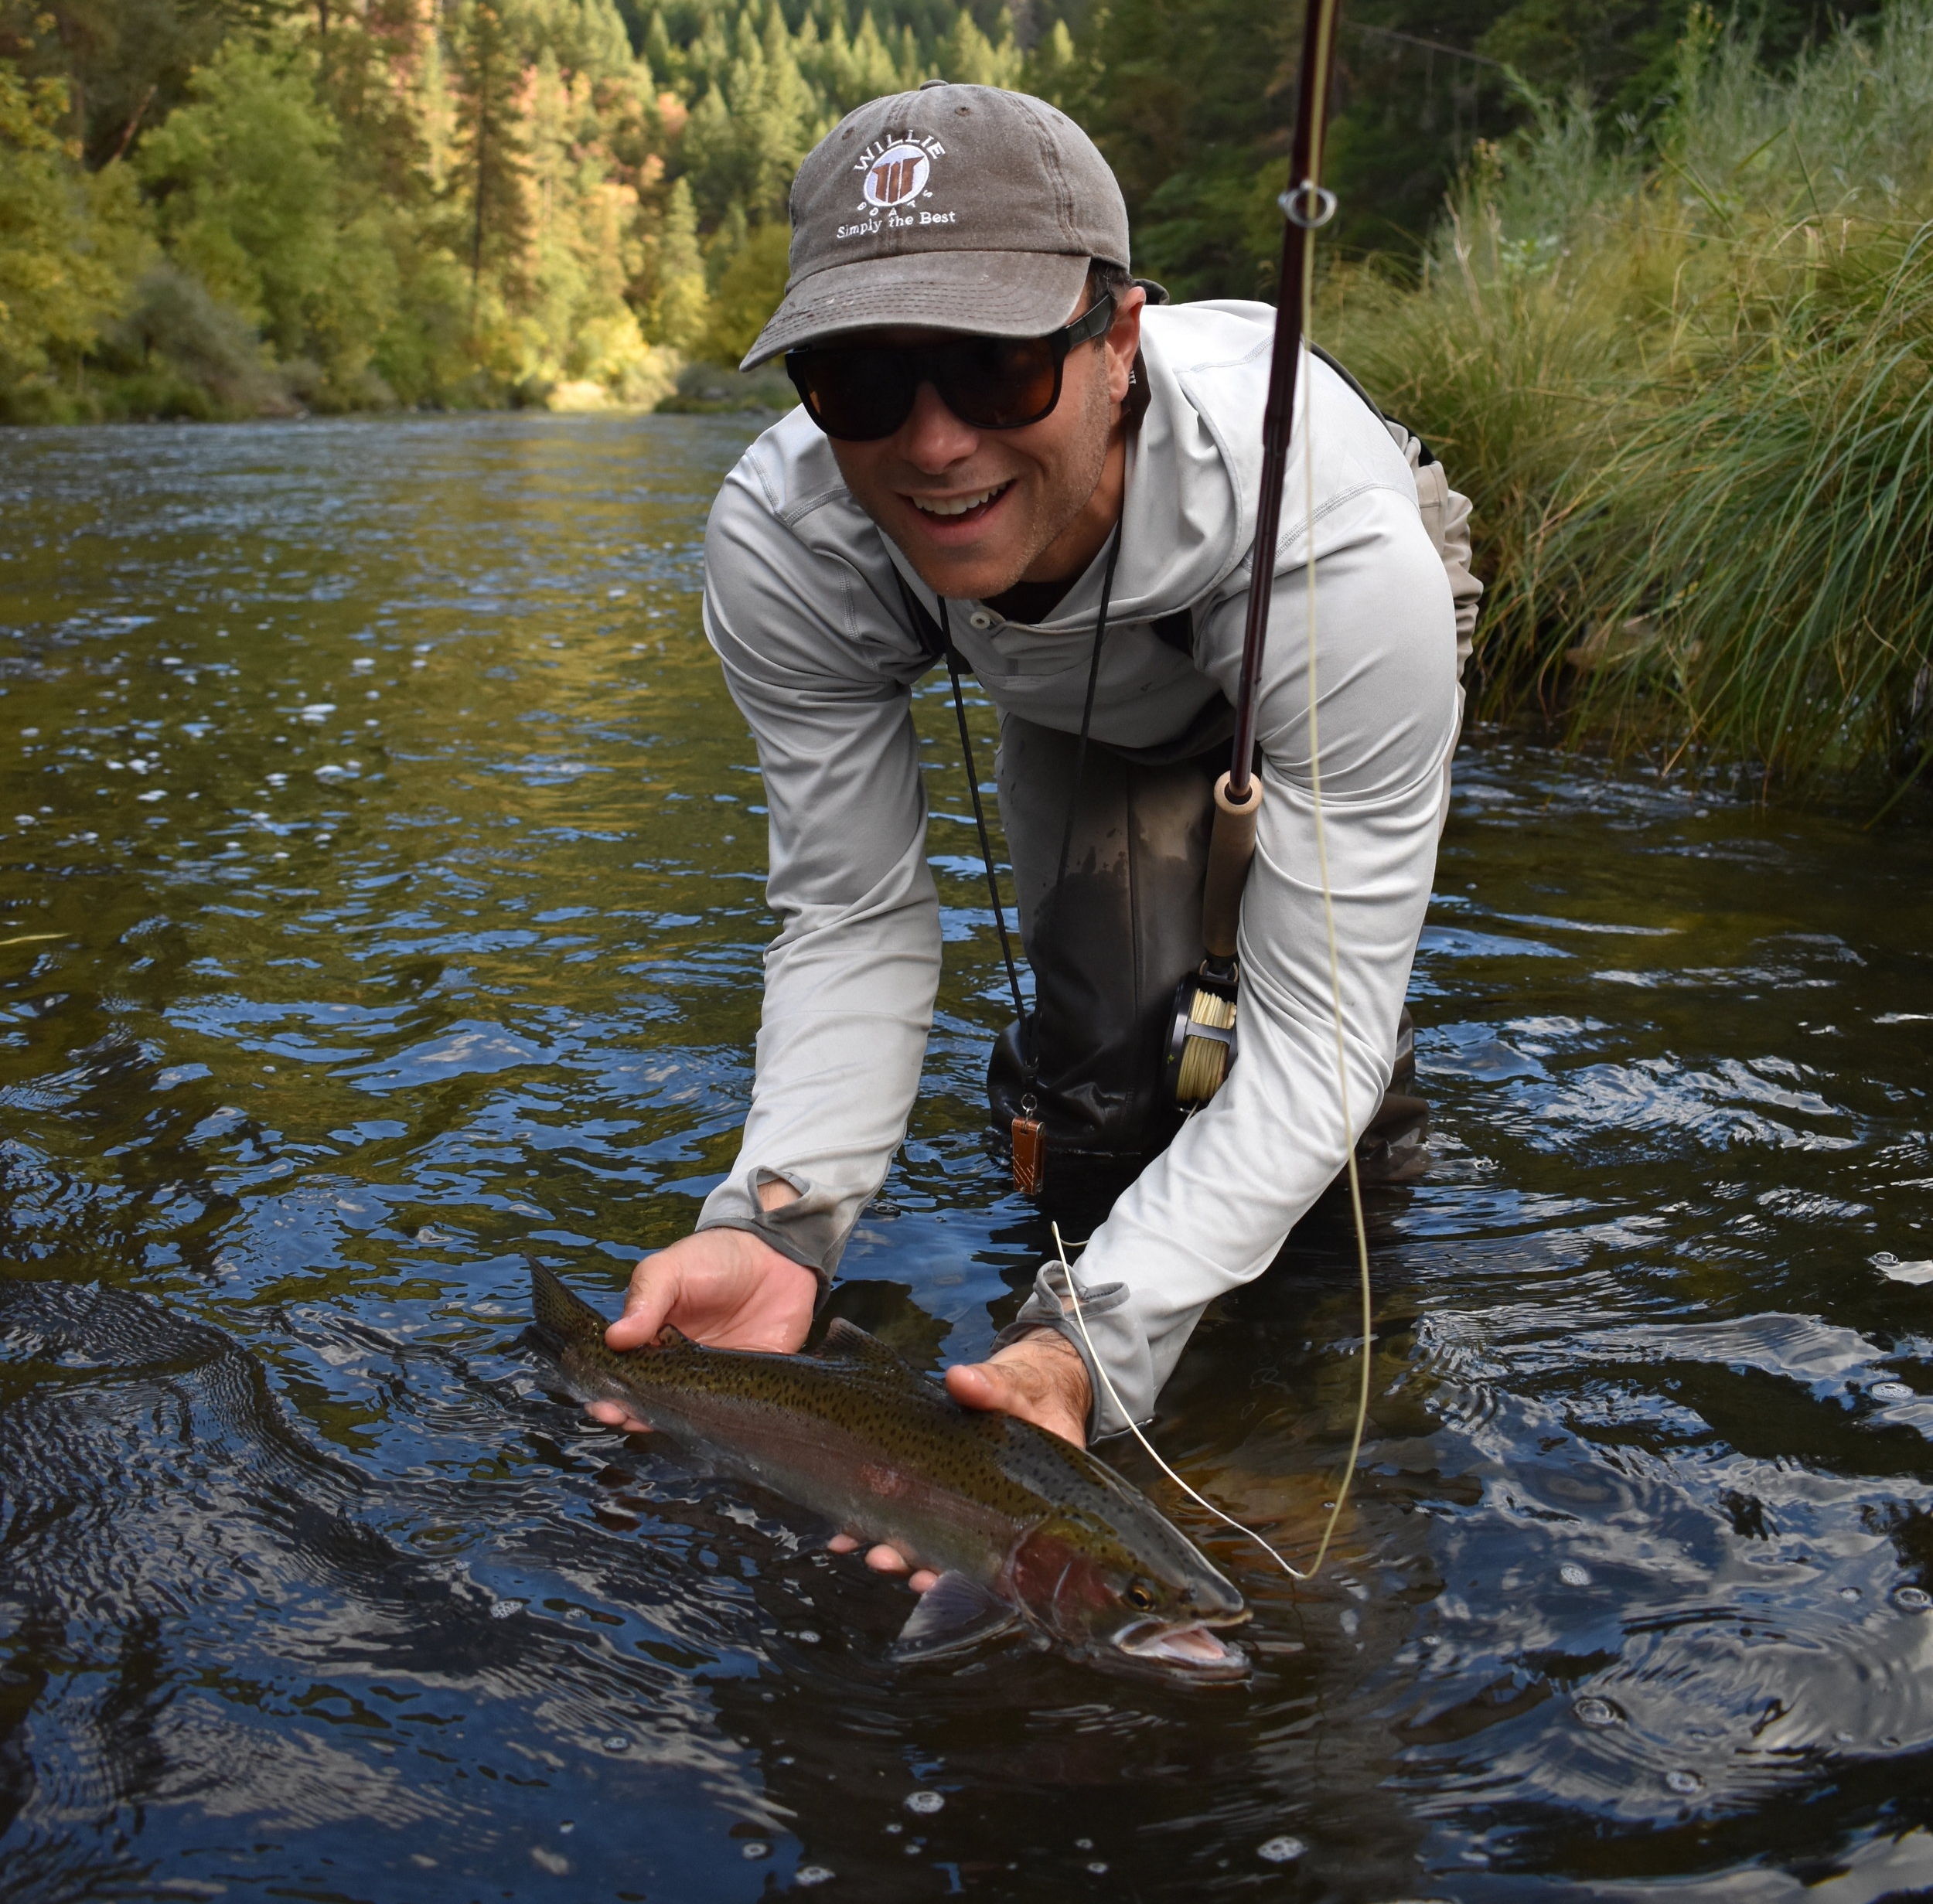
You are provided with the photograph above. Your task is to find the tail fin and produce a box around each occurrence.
[528,1259,609,1347]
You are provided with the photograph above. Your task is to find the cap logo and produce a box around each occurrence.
[836,131,959,240]
[861,141,932,208]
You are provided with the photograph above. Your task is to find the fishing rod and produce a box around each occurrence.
[1141,0,1373,1588]
[1168,0,1344,1108]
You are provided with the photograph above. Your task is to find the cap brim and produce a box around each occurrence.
[740,250,1092,370]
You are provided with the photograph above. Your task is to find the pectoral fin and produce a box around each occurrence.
[889,1572,1017,1662]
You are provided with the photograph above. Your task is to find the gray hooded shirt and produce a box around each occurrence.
[694,299,1473,1434]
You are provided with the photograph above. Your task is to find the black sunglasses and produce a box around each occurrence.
[786,295,1117,442]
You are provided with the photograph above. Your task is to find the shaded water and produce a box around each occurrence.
[3,413,1932,1903]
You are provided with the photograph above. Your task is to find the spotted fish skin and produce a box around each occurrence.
[526,1262,1247,1677]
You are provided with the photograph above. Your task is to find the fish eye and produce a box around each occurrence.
[1124,1580,1157,1613]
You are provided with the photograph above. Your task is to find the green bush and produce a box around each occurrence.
[1328,2,1933,787]
[0,63,147,415]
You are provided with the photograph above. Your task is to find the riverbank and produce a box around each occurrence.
[1328,2,1933,791]
[8,4,1931,790]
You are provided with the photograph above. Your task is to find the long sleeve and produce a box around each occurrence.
[693,470,942,1278]
[1008,478,1462,1433]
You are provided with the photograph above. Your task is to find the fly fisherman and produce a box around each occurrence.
[588,83,1478,1583]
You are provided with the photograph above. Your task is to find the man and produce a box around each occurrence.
[588,83,1478,1588]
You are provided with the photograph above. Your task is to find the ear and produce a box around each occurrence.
[1106,284,1147,408]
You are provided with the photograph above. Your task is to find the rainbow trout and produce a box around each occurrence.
[527,1263,1247,1680]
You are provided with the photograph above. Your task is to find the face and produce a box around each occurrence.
[824,287,1147,603]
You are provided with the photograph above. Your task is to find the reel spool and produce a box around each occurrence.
[1169,765,1260,1112]
[1165,962,1239,1108]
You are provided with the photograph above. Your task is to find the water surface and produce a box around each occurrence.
[3,414,1932,1902]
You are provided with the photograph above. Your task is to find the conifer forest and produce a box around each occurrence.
[4,0,1931,778]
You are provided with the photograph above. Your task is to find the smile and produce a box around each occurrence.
[907,482,1011,519]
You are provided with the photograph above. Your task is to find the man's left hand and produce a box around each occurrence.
[944,1329,1090,1446]
[831,1330,1092,1591]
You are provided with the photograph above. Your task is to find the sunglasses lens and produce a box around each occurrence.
[788,332,1065,438]
[938,335,1061,428]
[786,350,914,441]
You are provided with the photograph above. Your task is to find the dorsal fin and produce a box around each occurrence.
[529,1259,610,1343]
[819,1317,925,1382]
[655,1323,696,1350]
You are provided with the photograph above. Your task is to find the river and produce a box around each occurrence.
[3,412,1931,1902]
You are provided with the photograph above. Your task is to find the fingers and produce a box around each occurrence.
[605,1252,677,1351]
[944,1360,1005,1414]
[834,1538,929,1589]
[603,1231,819,1355]
[861,1547,935,1590]
[585,1398,653,1434]
[823,1523,928,1585]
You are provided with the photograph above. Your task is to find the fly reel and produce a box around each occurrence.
[1165,962,1239,1109]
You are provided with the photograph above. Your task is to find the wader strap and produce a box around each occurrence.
[1310,339,1438,468]
[938,624,1046,1191]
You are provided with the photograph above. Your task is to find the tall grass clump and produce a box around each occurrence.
[1328,1,1933,789]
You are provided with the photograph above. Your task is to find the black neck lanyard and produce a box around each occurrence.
[940,519,1125,1117]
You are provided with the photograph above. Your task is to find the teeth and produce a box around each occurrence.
[911,485,1004,517]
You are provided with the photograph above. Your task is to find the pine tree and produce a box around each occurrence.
[448,0,532,317]
[649,172,709,349]
[680,79,740,220]
[561,0,636,77]
[844,10,902,104]
[705,195,748,288]
[744,0,813,212]
[1023,15,1077,103]
[643,6,682,90]
[939,6,1020,87]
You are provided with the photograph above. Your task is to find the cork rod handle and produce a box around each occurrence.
[1201,771,1263,962]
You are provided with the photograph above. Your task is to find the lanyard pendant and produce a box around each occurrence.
[1011,1103,1045,1197]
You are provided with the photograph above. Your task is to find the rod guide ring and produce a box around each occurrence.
[1280,181,1338,229]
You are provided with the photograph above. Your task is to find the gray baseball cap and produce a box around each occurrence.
[739,82,1130,370]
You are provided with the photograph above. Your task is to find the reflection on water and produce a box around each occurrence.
[3,413,1933,1901]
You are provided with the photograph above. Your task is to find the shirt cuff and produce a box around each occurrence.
[694,1167,844,1295]
[991,1259,1146,1440]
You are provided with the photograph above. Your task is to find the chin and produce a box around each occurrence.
[901,547,1024,605]
[888,504,1037,605]
[913,523,1040,596]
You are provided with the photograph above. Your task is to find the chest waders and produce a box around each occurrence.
[895,10,1461,1203]
[900,435,1437,1208]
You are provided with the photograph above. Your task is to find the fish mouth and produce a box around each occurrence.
[1111,1617,1250,1681]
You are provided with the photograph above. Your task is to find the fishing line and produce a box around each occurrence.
[1047,206,1376,1592]
[1052,1218,1304,1583]
[1293,220,1377,1589]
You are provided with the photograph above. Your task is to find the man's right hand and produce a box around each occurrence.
[583,1223,817,1436]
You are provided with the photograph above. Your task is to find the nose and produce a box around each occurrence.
[895,378,980,474]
